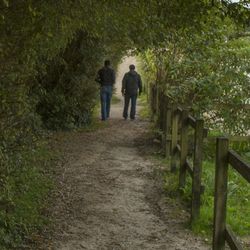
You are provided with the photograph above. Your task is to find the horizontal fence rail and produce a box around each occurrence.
[228,150,250,183]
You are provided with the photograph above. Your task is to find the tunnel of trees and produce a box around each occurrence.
[0,0,249,248]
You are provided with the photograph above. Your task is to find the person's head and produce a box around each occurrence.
[129,64,135,71]
[104,60,111,67]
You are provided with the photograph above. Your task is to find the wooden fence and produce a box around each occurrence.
[151,86,250,250]
[213,137,250,250]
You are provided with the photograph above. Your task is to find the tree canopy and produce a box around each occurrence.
[0,0,249,248]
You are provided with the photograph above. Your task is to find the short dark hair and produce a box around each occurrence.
[104,60,110,66]
[129,64,135,70]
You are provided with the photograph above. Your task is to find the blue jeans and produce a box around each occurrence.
[123,94,137,119]
[100,85,112,120]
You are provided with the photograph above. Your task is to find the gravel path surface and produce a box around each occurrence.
[39,57,210,250]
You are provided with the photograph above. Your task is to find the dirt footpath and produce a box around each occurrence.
[40,58,209,250]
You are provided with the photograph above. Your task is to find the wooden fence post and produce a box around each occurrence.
[151,85,157,121]
[179,110,189,188]
[161,96,167,148]
[171,105,178,172]
[150,85,154,113]
[191,119,204,222]
[213,137,229,250]
[156,85,160,126]
[159,94,165,131]
[165,105,172,157]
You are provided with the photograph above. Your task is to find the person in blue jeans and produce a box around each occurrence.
[121,64,142,120]
[95,60,116,120]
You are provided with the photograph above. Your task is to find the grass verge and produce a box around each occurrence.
[189,160,250,238]
[161,137,250,243]
[150,123,250,246]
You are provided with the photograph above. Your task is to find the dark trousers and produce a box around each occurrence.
[123,94,137,119]
[100,85,112,120]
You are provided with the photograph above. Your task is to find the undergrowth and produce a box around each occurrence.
[138,93,151,119]
[0,141,54,249]
[0,109,111,249]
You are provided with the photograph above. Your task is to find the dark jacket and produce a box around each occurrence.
[95,66,115,86]
[122,70,142,96]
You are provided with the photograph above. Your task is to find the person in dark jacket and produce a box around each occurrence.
[121,64,142,120]
[95,60,115,121]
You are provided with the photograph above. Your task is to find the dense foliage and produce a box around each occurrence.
[0,0,249,248]
[140,4,250,134]
[0,1,130,247]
